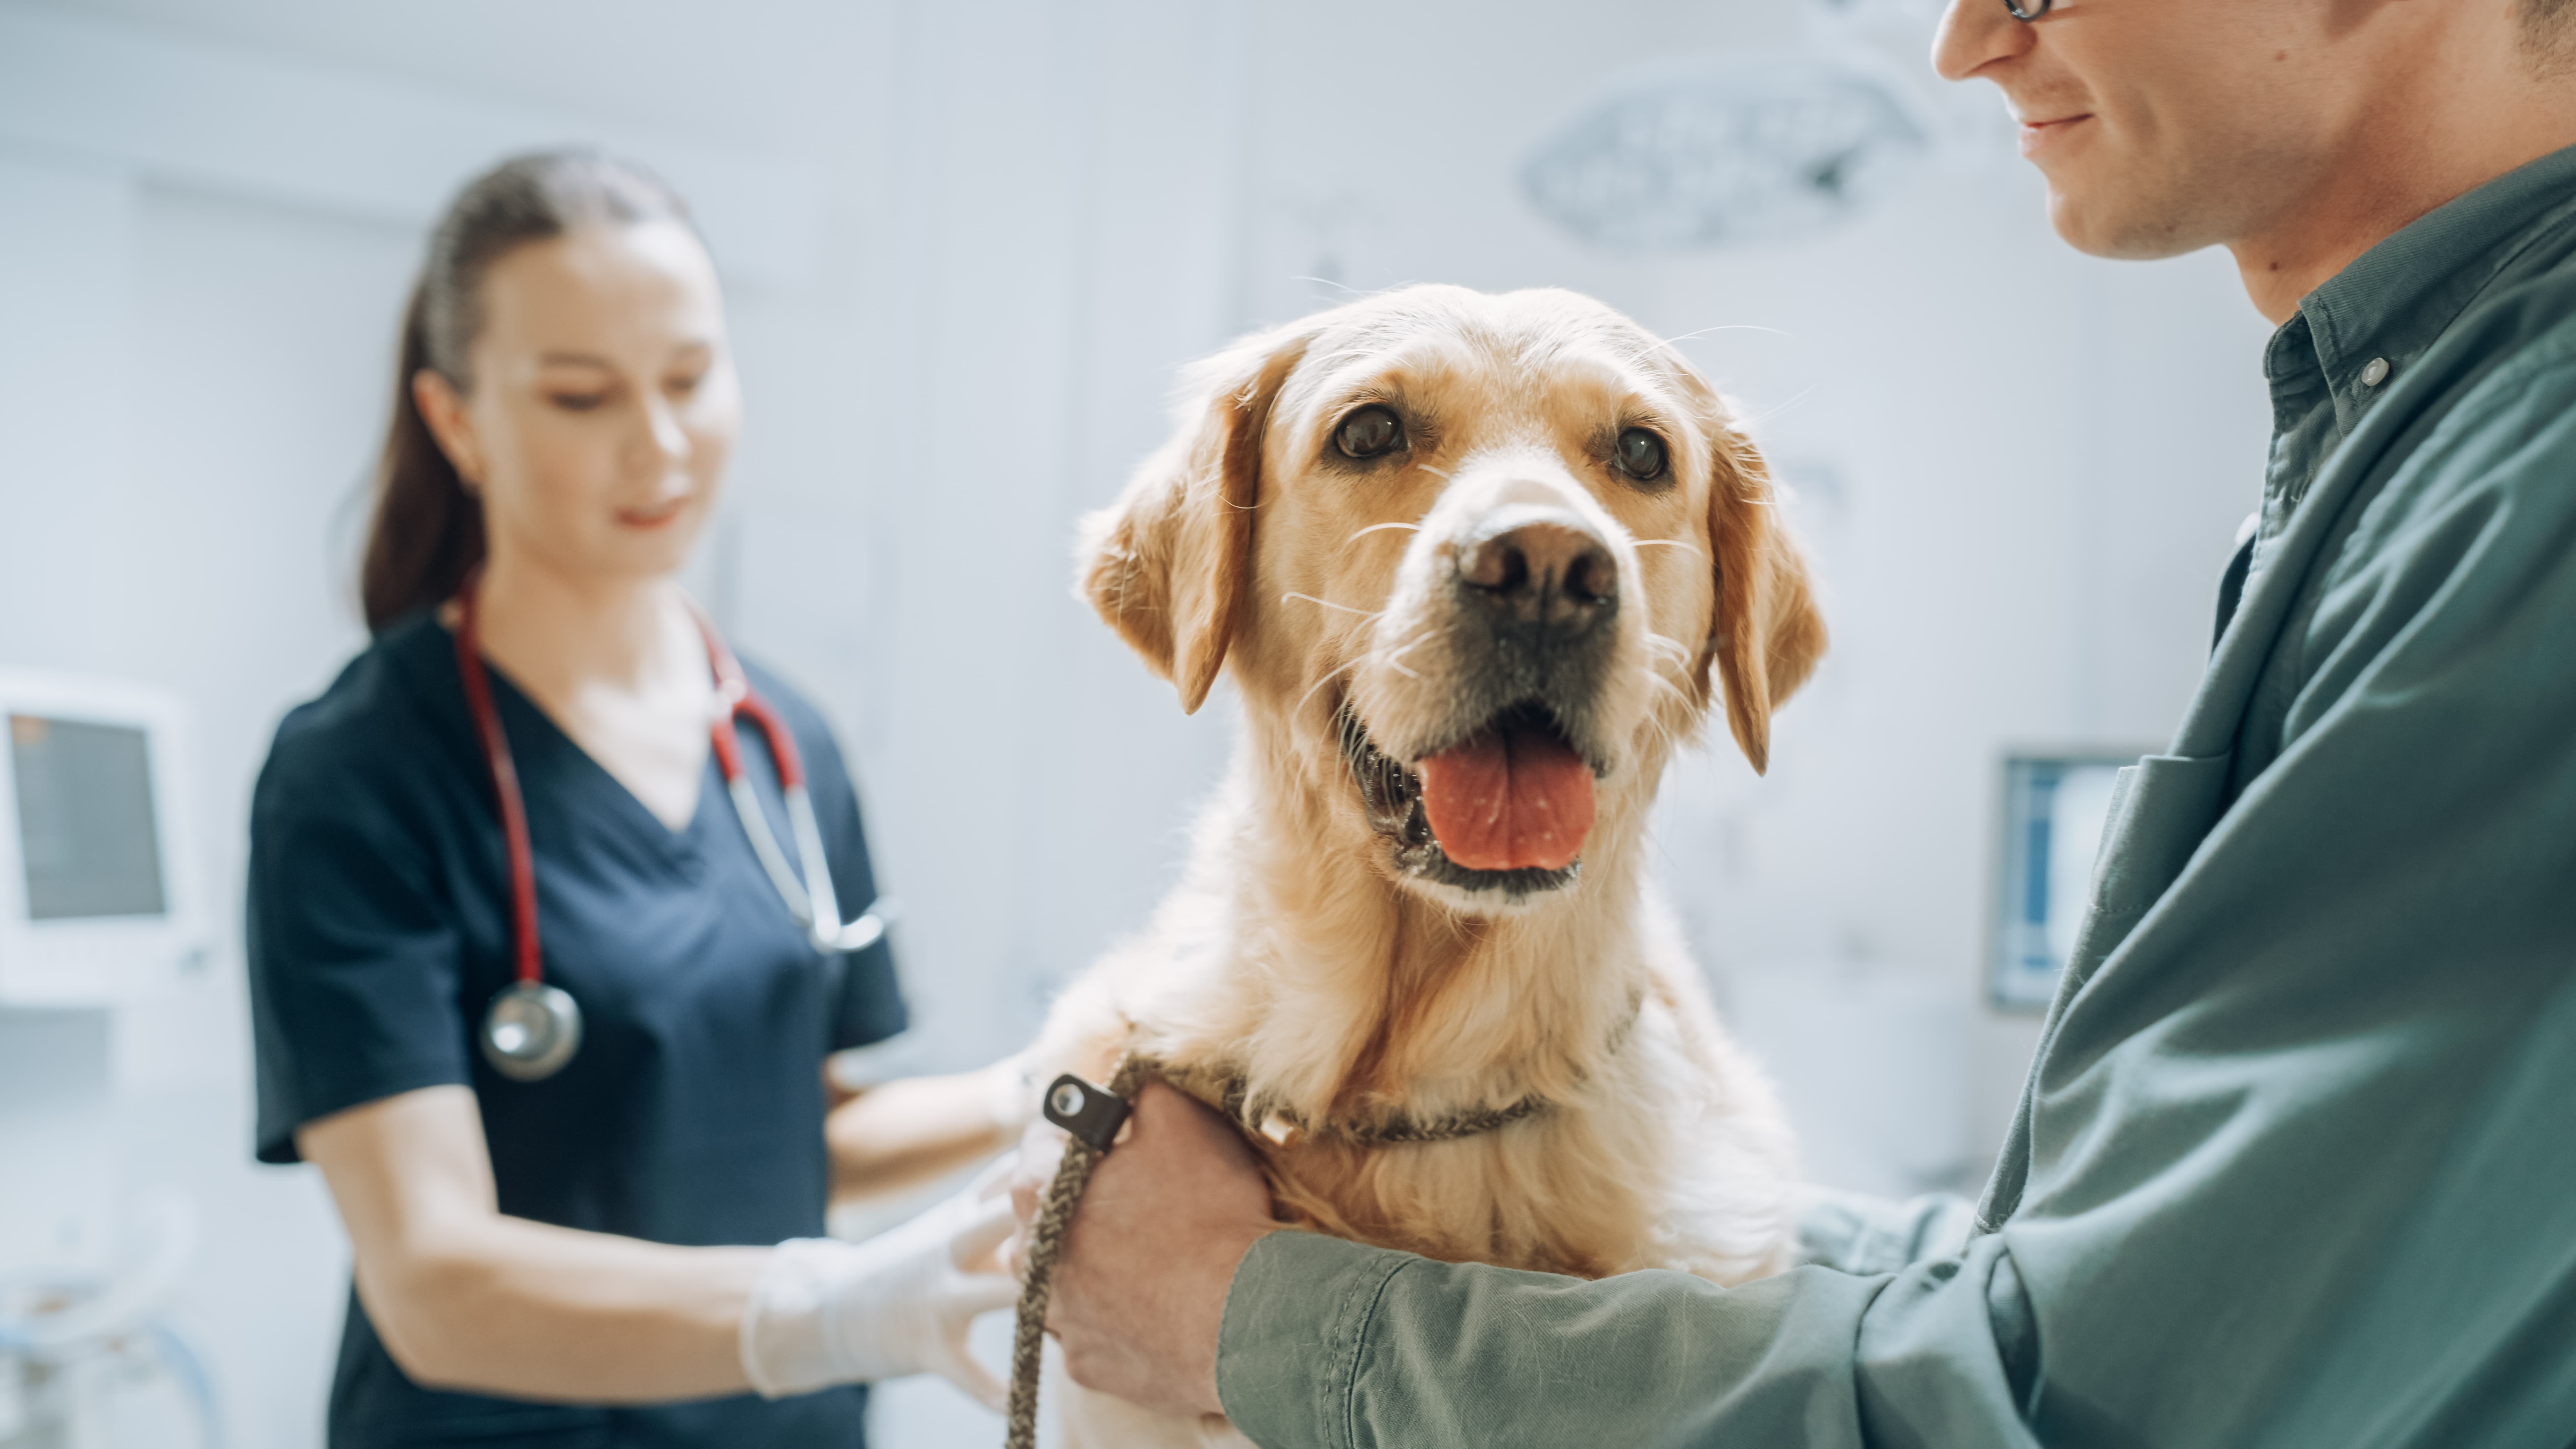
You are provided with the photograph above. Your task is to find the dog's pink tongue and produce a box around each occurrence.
[1417,727,1595,872]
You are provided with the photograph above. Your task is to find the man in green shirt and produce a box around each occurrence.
[1021,0,2576,1443]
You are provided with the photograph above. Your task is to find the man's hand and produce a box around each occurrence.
[1008,1081,1277,1419]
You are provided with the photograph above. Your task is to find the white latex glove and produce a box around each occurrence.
[740,1165,1021,1409]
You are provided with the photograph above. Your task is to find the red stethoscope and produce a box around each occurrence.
[453,574,893,1082]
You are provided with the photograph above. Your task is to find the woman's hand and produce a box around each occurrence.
[741,1163,1022,1408]
[1006,1082,1278,1419]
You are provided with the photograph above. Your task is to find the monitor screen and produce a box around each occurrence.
[1990,754,2127,1011]
[9,713,167,921]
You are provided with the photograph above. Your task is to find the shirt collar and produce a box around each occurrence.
[2287,143,2576,435]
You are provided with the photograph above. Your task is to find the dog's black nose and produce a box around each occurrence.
[1456,515,1617,635]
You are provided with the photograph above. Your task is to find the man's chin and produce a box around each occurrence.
[2045,184,2213,262]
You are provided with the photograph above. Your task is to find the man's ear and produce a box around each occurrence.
[1704,418,1826,774]
[1075,327,1311,713]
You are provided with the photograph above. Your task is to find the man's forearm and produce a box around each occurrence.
[1218,1231,2039,1449]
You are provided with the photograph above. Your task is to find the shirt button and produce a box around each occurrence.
[2361,357,2392,387]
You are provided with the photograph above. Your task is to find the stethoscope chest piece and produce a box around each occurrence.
[481,980,583,1082]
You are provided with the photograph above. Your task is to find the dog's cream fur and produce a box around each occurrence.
[1031,285,1827,1447]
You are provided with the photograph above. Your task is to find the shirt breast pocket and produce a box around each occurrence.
[2062,750,2236,993]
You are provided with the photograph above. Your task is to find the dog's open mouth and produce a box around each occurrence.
[1341,702,1598,896]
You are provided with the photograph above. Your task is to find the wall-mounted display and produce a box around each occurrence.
[0,670,206,1005]
[1988,751,2144,1011]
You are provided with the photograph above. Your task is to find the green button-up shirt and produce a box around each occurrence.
[1214,144,2576,1449]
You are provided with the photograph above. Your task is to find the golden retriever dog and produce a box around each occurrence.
[1028,283,1826,1447]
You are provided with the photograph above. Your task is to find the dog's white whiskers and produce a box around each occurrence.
[1638,666,1699,735]
[1633,678,1691,755]
[1281,592,1384,618]
[1736,381,1820,429]
[1631,539,1702,557]
[1416,464,1455,481]
[1347,521,1422,543]
[1289,274,1370,299]
[1293,658,1366,718]
[1642,631,1693,662]
[1379,631,1433,667]
[1621,323,1795,367]
[1366,628,1434,681]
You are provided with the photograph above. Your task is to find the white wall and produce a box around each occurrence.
[0,0,2281,1443]
[0,150,397,1445]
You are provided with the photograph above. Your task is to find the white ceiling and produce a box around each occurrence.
[8,0,892,153]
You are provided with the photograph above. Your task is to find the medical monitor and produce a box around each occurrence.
[0,670,204,1005]
[1987,750,2145,1012]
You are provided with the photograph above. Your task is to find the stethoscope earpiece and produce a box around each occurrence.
[481,980,584,1082]
[2003,0,2051,18]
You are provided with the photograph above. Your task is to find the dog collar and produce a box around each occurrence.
[1156,988,1647,1149]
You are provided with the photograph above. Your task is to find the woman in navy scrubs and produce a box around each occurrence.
[247,152,1028,1447]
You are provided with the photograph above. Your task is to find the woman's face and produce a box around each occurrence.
[418,220,740,589]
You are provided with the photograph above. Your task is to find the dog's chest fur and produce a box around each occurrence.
[1042,773,1798,1290]
[1038,800,1799,1449]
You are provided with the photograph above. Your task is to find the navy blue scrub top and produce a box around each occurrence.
[246,611,907,1449]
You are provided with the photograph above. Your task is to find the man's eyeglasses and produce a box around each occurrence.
[2004,0,2051,17]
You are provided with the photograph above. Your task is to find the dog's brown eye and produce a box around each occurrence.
[1335,406,1405,460]
[1614,428,1668,482]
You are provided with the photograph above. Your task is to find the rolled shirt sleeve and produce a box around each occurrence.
[1793,1188,1979,1278]
[1220,1231,2036,1449]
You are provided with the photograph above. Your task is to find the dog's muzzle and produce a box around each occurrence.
[1344,504,1622,899]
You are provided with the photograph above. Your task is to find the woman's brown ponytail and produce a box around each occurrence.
[357,149,694,632]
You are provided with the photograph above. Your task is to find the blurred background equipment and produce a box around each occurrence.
[1522,54,1927,250]
[1989,753,2139,1011]
[0,673,219,1447]
[0,672,209,1007]
[0,1190,225,1449]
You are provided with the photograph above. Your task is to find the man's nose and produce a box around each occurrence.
[1454,507,1617,638]
[1932,0,2031,83]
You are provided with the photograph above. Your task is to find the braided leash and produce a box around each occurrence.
[1005,1054,1155,1449]
[998,1024,1633,1447]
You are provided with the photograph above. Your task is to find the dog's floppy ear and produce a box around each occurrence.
[1704,418,1826,774]
[1076,326,1311,713]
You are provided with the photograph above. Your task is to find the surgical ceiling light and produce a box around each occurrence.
[1521,55,1928,251]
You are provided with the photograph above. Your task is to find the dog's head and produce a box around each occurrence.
[1079,285,1823,912]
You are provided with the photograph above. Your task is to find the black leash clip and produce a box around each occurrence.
[1041,1073,1132,1153]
